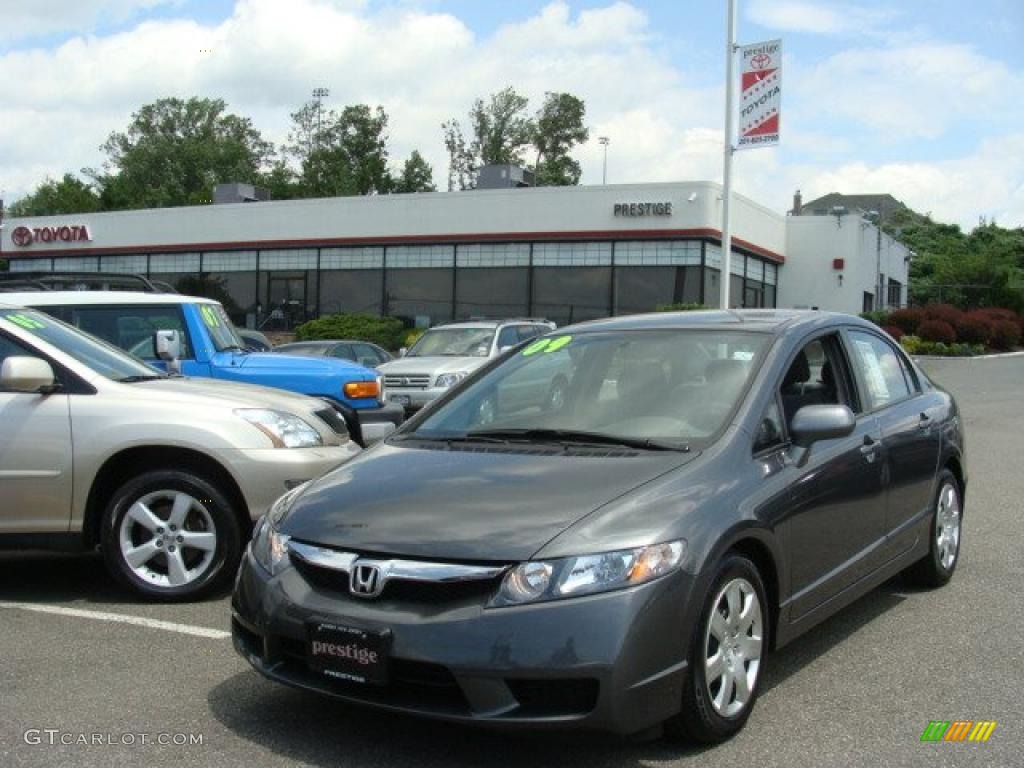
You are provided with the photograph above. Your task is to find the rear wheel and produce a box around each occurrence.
[903,469,962,588]
[670,554,768,743]
[101,470,242,601]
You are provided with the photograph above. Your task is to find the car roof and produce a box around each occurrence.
[0,290,219,307]
[278,339,380,346]
[564,309,871,334]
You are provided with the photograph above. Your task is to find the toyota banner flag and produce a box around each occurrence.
[737,39,781,150]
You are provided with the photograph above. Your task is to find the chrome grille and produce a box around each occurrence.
[384,374,431,389]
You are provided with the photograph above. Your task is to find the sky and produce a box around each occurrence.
[0,0,1021,230]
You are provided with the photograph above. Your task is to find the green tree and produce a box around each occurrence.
[8,174,102,216]
[443,87,587,189]
[531,92,588,186]
[294,104,392,197]
[90,97,274,209]
[392,150,435,193]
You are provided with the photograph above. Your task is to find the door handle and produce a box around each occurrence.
[918,412,932,430]
[860,435,878,462]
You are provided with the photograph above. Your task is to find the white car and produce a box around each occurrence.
[379,319,554,412]
[0,304,360,600]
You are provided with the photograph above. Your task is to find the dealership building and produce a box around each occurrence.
[1,180,910,328]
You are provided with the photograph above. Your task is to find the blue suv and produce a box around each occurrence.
[10,291,404,445]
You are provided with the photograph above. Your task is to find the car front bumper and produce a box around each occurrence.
[384,386,449,412]
[231,547,694,734]
[225,444,360,520]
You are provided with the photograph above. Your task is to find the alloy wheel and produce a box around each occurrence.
[936,481,961,571]
[118,490,217,588]
[703,577,764,718]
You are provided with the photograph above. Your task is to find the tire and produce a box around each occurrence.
[100,470,243,601]
[669,554,768,743]
[902,469,962,588]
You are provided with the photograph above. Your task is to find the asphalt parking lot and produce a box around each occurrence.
[1,355,1021,768]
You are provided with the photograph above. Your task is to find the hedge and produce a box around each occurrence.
[294,314,406,350]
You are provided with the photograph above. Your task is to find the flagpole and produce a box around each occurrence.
[720,0,738,310]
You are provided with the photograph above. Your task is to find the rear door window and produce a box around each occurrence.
[846,330,912,410]
[52,305,191,359]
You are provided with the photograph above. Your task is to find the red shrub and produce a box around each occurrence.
[888,307,924,334]
[883,325,905,341]
[956,313,994,345]
[923,303,965,327]
[917,319,957,344]
[989,319,1021,351]
[972,307,1017,324]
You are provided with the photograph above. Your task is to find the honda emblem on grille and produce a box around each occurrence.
[350,562,385,598]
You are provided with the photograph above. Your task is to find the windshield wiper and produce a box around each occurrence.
[465,428,690,452]
[117,374,167,383]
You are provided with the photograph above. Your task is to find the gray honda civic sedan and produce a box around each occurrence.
[232,310,966,742]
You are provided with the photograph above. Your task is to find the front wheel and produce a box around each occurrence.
[669,554,768,743]
[101,470,243,601]
[903,469,962,588]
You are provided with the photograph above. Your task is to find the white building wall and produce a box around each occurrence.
[778,214,910,314]
[2,181,785,261]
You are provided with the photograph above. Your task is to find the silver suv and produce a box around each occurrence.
[0,305,360,600]
[378,319,554,412]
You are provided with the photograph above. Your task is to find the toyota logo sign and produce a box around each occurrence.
[11,226,32,247]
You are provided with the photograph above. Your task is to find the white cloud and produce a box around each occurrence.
[0,0,1019,231]
[0,0,182,43]
[746,0,896,37]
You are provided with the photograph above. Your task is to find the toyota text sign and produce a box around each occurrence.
[737,39,782,150]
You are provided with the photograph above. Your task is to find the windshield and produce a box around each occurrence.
[197,303,246,352]
[407,329,768,446]
[1,309,165,382]
[407,327,495,357]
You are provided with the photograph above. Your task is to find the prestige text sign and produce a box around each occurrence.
[614,202,672,217]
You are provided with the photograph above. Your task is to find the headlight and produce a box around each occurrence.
[251,517,291,575]
[237,409,322,448]
[250,482,310,575]
[492,540,686,607]
[436,371,469,389]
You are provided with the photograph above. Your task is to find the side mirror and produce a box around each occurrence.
[1,357,56,393]
[790,405,856,448]
[398,347,407,357]
[155,329,181,361]
[498,345,514,354]
[155,329,182,374]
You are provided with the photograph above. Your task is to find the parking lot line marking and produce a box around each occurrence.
[0,602,231,640]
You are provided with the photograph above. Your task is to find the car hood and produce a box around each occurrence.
[278,442,698,561]
[378,356,489,378]
[118,375,330,414]
[226,350,375,379]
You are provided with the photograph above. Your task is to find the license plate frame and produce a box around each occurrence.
[391,394,411,406]
[306,621,391,685]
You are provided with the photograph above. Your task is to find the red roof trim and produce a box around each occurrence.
[5,228,785,264]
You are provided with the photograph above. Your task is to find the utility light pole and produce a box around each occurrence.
[312,87,330,153]
[598,136,610,184]
[720,0,738,310]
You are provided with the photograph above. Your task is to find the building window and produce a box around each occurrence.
[863,292,875,313]
[456,268,528,319]
[202,251,257,272]
[533,242,612,266]
[887,279,903,309]
[532,266,611,325]
[9,259,52,273]
[456,243,529,267]
[615,266,702,314]
[150,253,200,273]
[101,255,148,274]
[321,247,384,270]
[386,269,454,325]
[53,256,99,272]
[320,270,384,316]
[614,241,700,266]
[387,245,454,268]
[259,249,317,270]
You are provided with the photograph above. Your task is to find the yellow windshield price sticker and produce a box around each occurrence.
[5,313,46,330]
[522,335,572,356]
[200,305,220,327]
